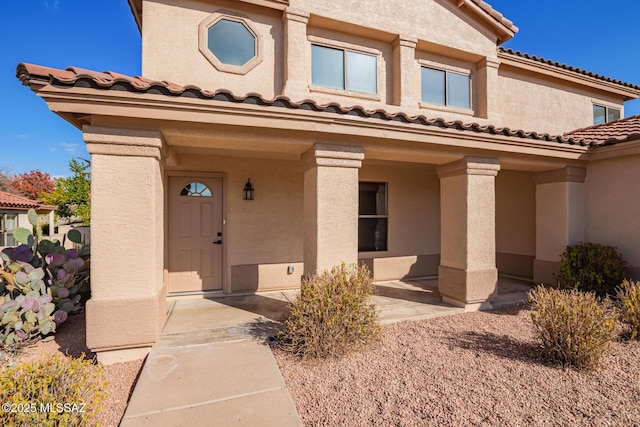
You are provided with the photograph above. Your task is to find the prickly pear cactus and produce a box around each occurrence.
[0,209,91,348]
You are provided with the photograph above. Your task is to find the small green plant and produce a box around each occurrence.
[0,353,107,426]
[278,263,380,359]
[528,285,617,370]
[557,242,627,297]
[617,279,640,340]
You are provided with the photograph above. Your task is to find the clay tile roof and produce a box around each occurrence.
[468,0,518,33]
[0,191,43,210]
[498,47,640,91]
[16,62,632,149]
[565,115,640,146]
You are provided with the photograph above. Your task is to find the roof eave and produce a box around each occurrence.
[456,0,518,44]
[127,0,142,33]
[498,52,640,100]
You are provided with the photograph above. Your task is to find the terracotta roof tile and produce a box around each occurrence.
[499,47,640,91]
[469,0,518,33]
[16,62,633,148]
[0,191,43,210]
[565,115,640,146]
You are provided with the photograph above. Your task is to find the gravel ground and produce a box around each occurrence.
[2,313,143,427]
[274,304,640,427]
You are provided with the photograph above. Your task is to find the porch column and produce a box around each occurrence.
[533,167,586,284]
[392,35,419,108]
[282,7,309,100]
[83,126,166,364]
[437,156,500,310]
[302,143,364,276]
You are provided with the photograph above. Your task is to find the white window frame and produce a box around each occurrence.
[0,212,18,247]
[308,35,381,101]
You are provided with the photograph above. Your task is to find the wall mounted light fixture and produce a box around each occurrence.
[243,178,254,200]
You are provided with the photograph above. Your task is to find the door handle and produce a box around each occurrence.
[213,240,222,245]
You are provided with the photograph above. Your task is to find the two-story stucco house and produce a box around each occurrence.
[17,0,640,363]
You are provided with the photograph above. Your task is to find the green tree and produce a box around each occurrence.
[41,159,91,225]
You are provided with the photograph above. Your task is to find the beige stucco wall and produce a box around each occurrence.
[586,154,640,279]
[142,0,284,98]
[292,0,497,56]
[497,66,624,135]
[495,170,535,278]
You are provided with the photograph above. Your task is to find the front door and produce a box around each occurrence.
[168,176,223,293]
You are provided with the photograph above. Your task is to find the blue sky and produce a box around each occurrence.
[1,1,639,176]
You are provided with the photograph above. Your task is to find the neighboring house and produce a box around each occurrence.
[16,0,640,363]
[0,191,55,247]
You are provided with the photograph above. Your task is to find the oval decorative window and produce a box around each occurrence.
[180,182,212,197]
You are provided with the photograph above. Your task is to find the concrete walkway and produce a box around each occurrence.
[120,277,531,426]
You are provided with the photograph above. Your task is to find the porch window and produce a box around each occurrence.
[358,182,388,252]
[421,66,471,109]
[180,182,212,197]
[311,44,377,94]
[0,212,18,247]
[593,104,621,125]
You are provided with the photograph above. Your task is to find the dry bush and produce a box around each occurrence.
[279,263,380,359]
[529,285,617,370]
[617,279,640,340]
[0,353,107,426]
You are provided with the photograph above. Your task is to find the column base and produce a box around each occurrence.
[533,259,560,285]
[86,288,166,355]
[97,347,151,365]
[438,265,498,307]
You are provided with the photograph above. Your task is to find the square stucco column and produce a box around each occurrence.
[302,144,364,276]
[392,36,419,108]
[437,157,500,310]
[282,7,309,100]
[476,57,501,122]
[533,167,586,284]
[83,126,166,364]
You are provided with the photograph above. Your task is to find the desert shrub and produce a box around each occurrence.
[557,242,627,297]
[0,353,107,426]
[0,209,90,349]
[279,263,380,359]
[617,279,640,340]
[528,285,617,370]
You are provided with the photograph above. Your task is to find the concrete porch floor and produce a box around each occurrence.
[120,276,532,426]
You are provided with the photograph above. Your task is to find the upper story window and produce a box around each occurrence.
[198,12,263,75]
[311,44,377,94]
[421,66,471,110]
[208,19,256,66]
[593,104,621,125]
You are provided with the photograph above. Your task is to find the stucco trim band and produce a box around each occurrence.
[83,126,166,159]
[437,265,498,305]
[533,166,586,184]
[436,156,501,179]
[301,143,365,171]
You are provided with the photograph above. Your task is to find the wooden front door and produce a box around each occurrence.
[168,176,223,293]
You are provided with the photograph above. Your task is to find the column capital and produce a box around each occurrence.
[83,126,166,160]
[302,143,364,171]
[437,156,500,179]
[481,56,501,69]
[533,166,586,185]
[393,35,418,49]
[283,7,309,24]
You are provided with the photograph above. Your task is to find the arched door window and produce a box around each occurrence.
[180,182,212,197]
